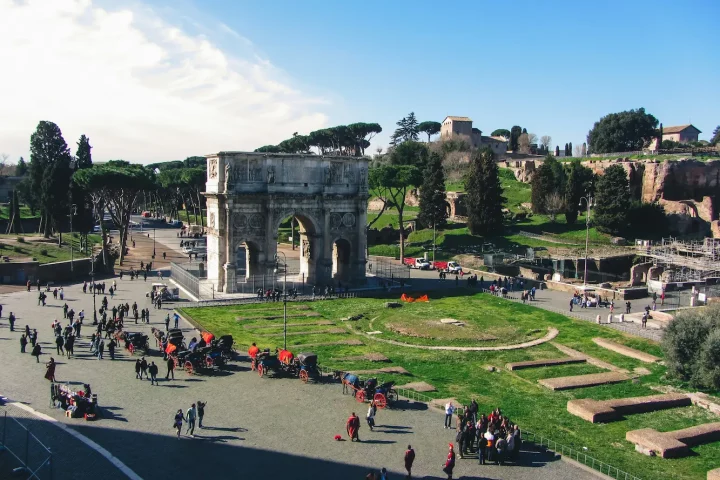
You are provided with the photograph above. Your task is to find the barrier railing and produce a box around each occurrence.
[523,429,642,480]
[0,408,53,480]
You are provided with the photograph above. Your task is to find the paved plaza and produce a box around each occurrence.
[0,231,603,480]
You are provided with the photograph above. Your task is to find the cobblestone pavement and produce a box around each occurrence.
[0,266,598,479]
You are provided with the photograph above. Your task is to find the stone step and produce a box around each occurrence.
[626,422,720,458]
[538,371,629,391]
[592,338,661,363]
[506,357,586,371]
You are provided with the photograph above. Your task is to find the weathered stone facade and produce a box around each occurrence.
[204,152,369,292]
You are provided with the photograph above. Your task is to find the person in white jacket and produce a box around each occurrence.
[444,402,455,429]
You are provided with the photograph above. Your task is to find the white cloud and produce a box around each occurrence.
[0,0,329,163]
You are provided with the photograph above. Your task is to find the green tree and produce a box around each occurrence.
[510,126,522,152]
[75,135,92,169]
[531,155,565,214]
[568,141,573,157]
[465,148,505,235]
[587,108,659,153]
[29,121,73,237]
[594,164,631,234]
[627,202,667,238]
[711,126,720,146]
[391,112,420,145]
[555,145,560,156]
[564,160,594,224]
[416,152,447,229]
[347,122,382,155]
[15,157,28,176]
[71,135,95,242]
[254,145,281,153]
[73,162,156,265]
[369,165,422,261]
[181,168,207,227]
[491,129,511,139]
[417,121,441,143]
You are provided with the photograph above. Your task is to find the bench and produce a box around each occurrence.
[626,422,720,458]
[567,393,691,423]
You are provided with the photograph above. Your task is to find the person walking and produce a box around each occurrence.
[166,356,175,380]
[149,361,159,385]
[346,412,360,442]
[404,445,416,479]
[8,312,15,331]
[444,401,455,429]
[140,357,148,379]
[31,343,42,362]
[173,409,184,438]
[108,339,116,360]
[173,312,179,329]
[165,314,170,331]
[135,359,142,379]
[197,400,206,428]
[97,339,105,360]
[20,333,28,353]
[30,329,38,347]
[55,335,64,355]
[442,443,456,479]
[65,335,74,358]
[185,403,197,437]
[45,357,57,382]
[366,401,376,431]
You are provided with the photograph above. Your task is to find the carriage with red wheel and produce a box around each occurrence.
[341,373,397,409]
[254,348,318,383]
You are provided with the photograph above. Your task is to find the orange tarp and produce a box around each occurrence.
[400,294,429,303]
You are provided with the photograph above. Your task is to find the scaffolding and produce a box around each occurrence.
[637,237,720,282]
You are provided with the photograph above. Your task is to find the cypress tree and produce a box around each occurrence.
[465,148,505,235]
[555,145,560,156]
[417,152,448,229]
[564,160,594,224]
[594,165,631,234]
[569,142,573,157]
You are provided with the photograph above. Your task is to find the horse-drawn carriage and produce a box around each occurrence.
[341,373,397,409]
[252,348,319,383]
[114,330,149,355]
[164,330,235,375]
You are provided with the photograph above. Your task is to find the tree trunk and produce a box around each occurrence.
[182,194,191,225]
[398,208,405,263]
[196,190,204,227]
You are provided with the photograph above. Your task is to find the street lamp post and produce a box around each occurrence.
[69,204,77,272]
[275,252,288,350]
[153,228,156,258]
[91,252,98,324]
[579,196,593,286]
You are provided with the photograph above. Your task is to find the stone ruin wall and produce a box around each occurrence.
[506,158,720,238]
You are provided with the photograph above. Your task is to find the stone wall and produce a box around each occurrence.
[0,258,100,285]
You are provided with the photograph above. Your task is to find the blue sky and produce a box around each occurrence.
[1,0,718,162]
[189,0,719,149]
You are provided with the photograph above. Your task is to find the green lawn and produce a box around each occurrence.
[0,233,102,264]
[181,293,717,480]
[0,205,40,220]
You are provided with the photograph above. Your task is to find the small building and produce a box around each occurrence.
[648,124,702,149]
[441,116,507,157]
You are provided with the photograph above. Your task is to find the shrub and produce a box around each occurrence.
[16,236,25,243]
[0,242,5,249]
[662,304,720,390]
[13,246,23,253]
[39,248,48,256]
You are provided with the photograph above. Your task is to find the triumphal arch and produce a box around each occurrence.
[204,152,369,293]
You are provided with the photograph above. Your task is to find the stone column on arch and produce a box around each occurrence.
[224,202,236,293]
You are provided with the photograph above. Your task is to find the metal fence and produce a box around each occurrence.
[0,408,53,480]
[170,262,200,298]
[368,259,410,281]
[523,430,642,480]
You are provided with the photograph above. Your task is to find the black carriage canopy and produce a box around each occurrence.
[214,335,233,347]
[297,352,317,365]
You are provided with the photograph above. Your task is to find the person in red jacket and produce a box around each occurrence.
[404,444,416,479]
[442,443,455,479]
[346,412,360,442]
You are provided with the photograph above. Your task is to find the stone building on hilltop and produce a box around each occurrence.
[440,116,507,157]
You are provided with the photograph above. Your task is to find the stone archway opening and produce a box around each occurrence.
[235,240,260,279]
[332,238,352,282]
[273,213,318,283]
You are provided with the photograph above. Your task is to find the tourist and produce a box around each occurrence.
[44,357,56,382]
[65,335,75,358]
[166,356,175,380]
[173,409,184,438]
[8,311,15,331]
[197,400,206,428]
[378,468,388,480]
[165,314,170,331]
[97,339,105,360]
[174,312,180,329]
[442,443,455,479]
[346,412,360,442]
[30,329,38,347]
[31,343,42,362]
[404,444,415,479]
[484,428,495,464]
[149,361,159,385]
[20,333,27,353]
[477,429,487,465]
[641,312,648,329]
[626,301,631,314]
[135,359,142,379]
[185,403,197,437]
[108,339,116,360]
[55,334,64,355]
[140,357,149,379]
[496,433,507,465]
[444,401,454,429]
[569,297,574,312]
[512,425,521,457]
[366,401,376,430]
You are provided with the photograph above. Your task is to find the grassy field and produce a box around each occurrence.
[0,205,39,220]
[181,293,718,480]
[0,233,102,263]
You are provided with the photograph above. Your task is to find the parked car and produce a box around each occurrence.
[403,257,431,270]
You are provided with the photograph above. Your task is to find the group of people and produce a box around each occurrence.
[172,401,207,438]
